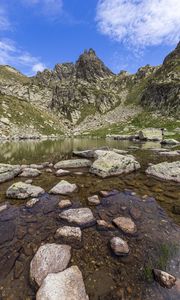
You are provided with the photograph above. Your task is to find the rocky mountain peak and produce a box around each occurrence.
[75,48,114,82]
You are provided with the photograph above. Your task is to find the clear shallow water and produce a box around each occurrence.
[0,138,179,299]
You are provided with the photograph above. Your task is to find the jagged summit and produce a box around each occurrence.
[75,48,114,82]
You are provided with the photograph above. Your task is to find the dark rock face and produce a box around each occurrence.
[141,41,180,115]
[54,63,76,80]
[75,49,114,82]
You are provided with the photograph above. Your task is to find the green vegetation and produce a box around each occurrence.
[87,111,180,140]
[77,103,98,124]
[144,243,178,283]
[0,94,63,135]
[0,66,30,84]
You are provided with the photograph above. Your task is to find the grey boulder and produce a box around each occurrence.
[6,182,44,199]
[0,164,21,183]
[50,180,77,195]
[30,243,71,286]
[146,161,180,183]
[54,159,91,169]
[36,266,88,300]
[59,208,95,227]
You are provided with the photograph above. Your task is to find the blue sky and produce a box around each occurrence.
[0,0,180,75]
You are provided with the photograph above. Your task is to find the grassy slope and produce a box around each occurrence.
[88,111,180,140]
[0,94,64,135]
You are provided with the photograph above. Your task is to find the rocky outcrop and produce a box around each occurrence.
[36,266,88,300]
[141,42,180,115]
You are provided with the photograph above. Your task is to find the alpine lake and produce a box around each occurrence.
[0,137,179,300]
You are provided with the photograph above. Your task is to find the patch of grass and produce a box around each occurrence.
[0,94,64,135]
[0,66,30,84]
[87,111,180,140]
[77,103,97,124]
[143,243,178,283]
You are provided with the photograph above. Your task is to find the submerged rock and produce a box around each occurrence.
[153,269,176,289]
[73,150,95,158]
[0,164,21,183]
[110,237,129,256]
[97,220,114,231]
[113,217,137,234]
[161,139,180,145]
[88,195,100,205]
[159,151,179,156]
[6,182,44,199]
[30,243,71,286]
[90,151,140,178]
[54,159,91,169]
[146,161,180,183]
[59,207,95,227]
[0,203,8,213]
[19,168,41,177]
[50,180,77,195]
[36,266,88,300]
[26,198,40,208]
[55,226,82,242]
[56,169,70,176]
[58,199,72,209]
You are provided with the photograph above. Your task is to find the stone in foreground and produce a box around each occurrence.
[54,159,91,169]
[58,199,72,209]
[90,151,140,178]
[59,208,95,227]
[19,167,41,178]
[97,220,114,231]
[113,217,137,234]
[110,237,129,256]
[6,182,44,199]
[146,161,180,183]
[30,243,71,286]
[55,226,82,242]
[0,164,21,183]
[26,198,40,208]
[50,180,77,195]
[88,195,100,205]
[153,269,176,289]
[36,266,88,300]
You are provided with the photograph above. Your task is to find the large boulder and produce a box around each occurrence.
[146,161,180,182]
[54,159,91,169]
[50,180,77,195]
[139,128,162,141]
[59,208,95,227]
[36,266,88,300]
[6,182,44,199]
[0,164,21,183]
[90,151,140,178]
[30,243,71,286]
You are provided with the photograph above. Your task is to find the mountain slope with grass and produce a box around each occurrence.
[0,43,179,138]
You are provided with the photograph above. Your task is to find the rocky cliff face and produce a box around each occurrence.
[141,43,180,115]
[0,44,179,137]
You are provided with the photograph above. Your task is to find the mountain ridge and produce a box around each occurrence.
[0,43,179,138]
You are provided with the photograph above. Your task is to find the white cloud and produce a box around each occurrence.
[96,0,180,47]
[23,0,63,16]
[0,7,10,30]
[0,39,46,75]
